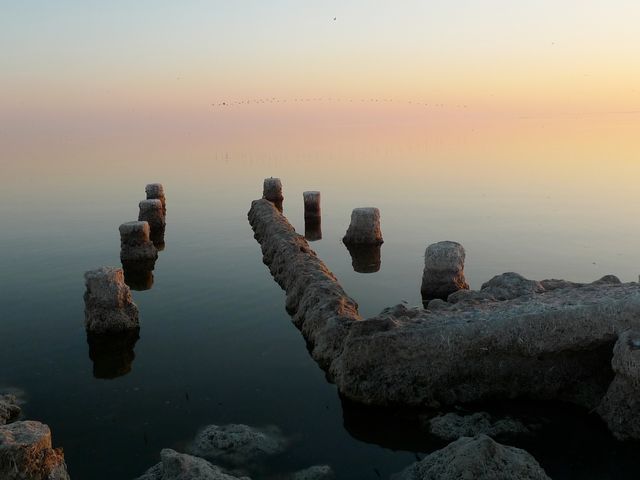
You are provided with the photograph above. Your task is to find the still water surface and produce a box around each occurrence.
[1,112,640,478]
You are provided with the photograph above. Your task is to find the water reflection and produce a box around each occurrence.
[87,330,140,379]
[304,218,322,241]
[123,266,155,291]
[345,244,382,273]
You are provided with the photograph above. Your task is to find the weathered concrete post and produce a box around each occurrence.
[303,191,321,219]
[119,221,158,268]
[145,183,166,215]
[421,241,469,303]
[83,267,140,334]
[342,208,383,245]
[263,177,284,211]
[138,199,166,242]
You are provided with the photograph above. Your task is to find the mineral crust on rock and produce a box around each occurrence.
[427,412,531,442]
[84,267,139,334]
[136,449,249,480]
[421,241,469,302]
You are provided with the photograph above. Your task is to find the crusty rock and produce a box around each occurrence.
[427,412,531,442]
[138,199,166,241]
[189,424,286,467]
[119,221,158,266]
[342,208,383,245]
[303,191,321,220]
[480,272,545,301]
[391,434,550,480]
[263,178,284,212]
[598,330,640,440]
[290,465,334,480]
[0,420,70,480]
[145,183,166,215]
[421,241,469,302]
[136,449,249,480]
[0,395,20,425]
[84,267,139,334]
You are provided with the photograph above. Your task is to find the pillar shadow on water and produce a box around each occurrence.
[87,329,140,379]
[304,218,322,241]
[345,244,382,273]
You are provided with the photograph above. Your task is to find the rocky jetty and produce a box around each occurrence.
[84,267,139,334]
[391,434,550,480]
[427,412,531,442]
[0,394,20,426]
[248,198,640,440]
[136,449,249,480]
[421,241,469,302]
[342,207,383,245]
[189,424,286,467]
[0,420,70,480]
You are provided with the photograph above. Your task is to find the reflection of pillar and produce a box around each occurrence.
[138,199,166,246]
[303,191,321,220]
[145,183,166,215]
[263,177,284,211]
[123,266,154,291]
[119,221,158,270]
[346,244,382,273]
[343,208,383,245]
[304,217,322,242]
[421,241,469,304]
[87,330,139,379]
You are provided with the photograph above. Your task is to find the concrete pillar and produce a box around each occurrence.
[138,199,166,243]
[342,208,383,245]
[421,241,469,303]
[263,177,284,211]
[303,191,321,219]
[83,267,140,334]
[119,221,158,268]
[145,183,166,215]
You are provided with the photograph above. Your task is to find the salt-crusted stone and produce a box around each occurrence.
[342,208,383,245]
[145,183,166,215]
[427,412,531,442]
[119,221,158,266]
[303,191,321,220]
[84,267,139,334]
[391,435,550,480]
[263,177,284,207]
[138,199,166,241]
[189,424,286,466]
[136,448,249,480]
[0,421,70,480]
[0,395,20,425]
[420,241,469,302]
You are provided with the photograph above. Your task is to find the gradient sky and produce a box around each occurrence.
[2,1,640,118]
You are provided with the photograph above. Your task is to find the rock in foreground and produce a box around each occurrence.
[189,424,286,467]
[136,449,249,480]
[392,434,550,480]
[0,420,70,480]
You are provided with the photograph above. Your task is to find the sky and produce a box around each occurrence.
[2,1,640,122]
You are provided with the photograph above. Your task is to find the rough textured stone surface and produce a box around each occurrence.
[290,465,334,480]
[0,421,70,480]
[598,329,640,440]
[119,221,158,265]
[342,208,383,245]
[84,267,139,334]
[303,191,321,219]
[145,183,166,215]
[248,198,640,437]
[427,412,531,442]
[136,449,248,480]
[391,435,550,480]
[138,199,166,240]
[263,178,284,203]
[421,241,469,302]
[0,395,20,426]
[480,272,545,301]
[189,424,286,466]
[248,199,360,367]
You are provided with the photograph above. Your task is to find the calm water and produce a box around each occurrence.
[2,111,640,478]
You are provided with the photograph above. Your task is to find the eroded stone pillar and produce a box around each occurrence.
[145,183,166,215]
[138,199,166,244]
[421,241,469,303]
[119,221,158,269]
[343,208,383,245]
[303,191,321,220]
[263,177,284,211]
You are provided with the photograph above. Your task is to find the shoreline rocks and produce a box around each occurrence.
[0,420,70,480]
[84,267,139,334]
[427,412,531,442]
[145,183,166,216]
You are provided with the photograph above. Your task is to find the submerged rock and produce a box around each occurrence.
[427,412,531,442]
[598,330,640,440]
[421,241,469,302]
[289,465,334,480]
[392,434,550,480]
[84,267,139,334]
[189,424,286,467]
[136,449,249,480]
[342,207,383,245]
[0,420,70,480]
[0,395,20,426]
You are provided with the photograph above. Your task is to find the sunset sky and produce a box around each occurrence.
[2,1,640,120]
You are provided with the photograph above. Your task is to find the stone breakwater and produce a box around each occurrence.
[248,198,640,439]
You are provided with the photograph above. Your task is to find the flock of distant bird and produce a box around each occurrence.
[210,98,469,109]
